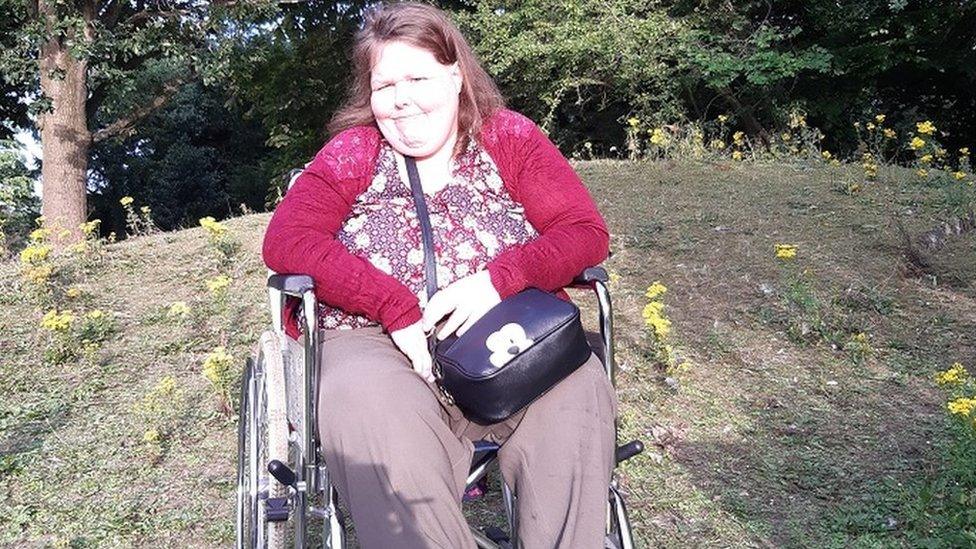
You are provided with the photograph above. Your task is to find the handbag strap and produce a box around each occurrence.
[403,155,445,365]
[404,156,438,301]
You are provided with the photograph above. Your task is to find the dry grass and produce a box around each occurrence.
[0,159,972,547]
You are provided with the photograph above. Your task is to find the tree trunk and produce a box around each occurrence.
[38,0,91,246]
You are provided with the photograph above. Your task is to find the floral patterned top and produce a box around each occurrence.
[318,139,539,330]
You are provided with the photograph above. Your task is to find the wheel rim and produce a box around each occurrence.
[236,333,298,549]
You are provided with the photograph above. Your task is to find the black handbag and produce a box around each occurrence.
[404,155,592,424]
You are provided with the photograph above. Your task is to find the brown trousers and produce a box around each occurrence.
[315,326,617,548]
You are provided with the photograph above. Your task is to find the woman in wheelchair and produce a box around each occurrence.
[262,3,618,547]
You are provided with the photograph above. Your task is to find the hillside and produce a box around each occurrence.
[1,159,974,547]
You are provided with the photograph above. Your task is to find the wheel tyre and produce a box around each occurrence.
[236,333,292,549]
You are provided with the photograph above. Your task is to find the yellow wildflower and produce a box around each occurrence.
[953,171,967,181]
[916,169,928,178]
[875,114,886,124]
[29,228,48,242]
[81,219,101,236]
[65,287,81,298]
[86,310,105,320]
[821,150,833,161]
[649,128,667,146]
[947,397,976,416]
[143,428,161,444]
[732,131,745,145]
[732,151,743,161]
[883,128,896,139]
[206,275,232,294]
[202,347,234,386]
[156,375,177,395]
[24,264,53,285]
[710,139,726,150]
[167,301,190,317]
[781,132,792,141]
[936,363,967,385]
[627,117,639,128]
[866,122,876,131]
[644,281,668,299]
[119,196,134,207]
[199,216,227,238]
[910,137,925,150]
[916,120,936,135]
[935,148,946,158]
[41,309,75,332]
[140,206,151,215]
[789,113,806,128]
[641,302,671,339]
[919,154,933,164]
[717,114,729,123]
[960,147,970,156]
[775,244,797,260]
[20,244,51,265]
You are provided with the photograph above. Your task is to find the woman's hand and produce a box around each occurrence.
[390,321,435,383]
[422,270,501,341]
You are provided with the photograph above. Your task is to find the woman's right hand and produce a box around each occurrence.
[390,321,435,383]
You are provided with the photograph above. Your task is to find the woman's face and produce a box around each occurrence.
[370,40,463,160]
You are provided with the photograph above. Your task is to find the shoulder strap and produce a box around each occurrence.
[404,156,438,301]
[404,156,442,357]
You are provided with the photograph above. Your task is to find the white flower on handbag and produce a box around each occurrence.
[486,323,535,368]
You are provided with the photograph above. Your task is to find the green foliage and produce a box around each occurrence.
[0,140,38,254]
[89,83,272,235]
[456,0,686,147]
[218,1,369,183]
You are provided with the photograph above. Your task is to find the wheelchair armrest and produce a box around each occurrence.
[569,266,609,288]
[267,273,315,298]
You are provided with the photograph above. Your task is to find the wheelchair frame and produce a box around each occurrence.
[236,267,643,549]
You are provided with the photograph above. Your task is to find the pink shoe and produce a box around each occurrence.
[463,476,489,501]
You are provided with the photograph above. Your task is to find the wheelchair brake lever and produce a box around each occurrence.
[268,459,298,488]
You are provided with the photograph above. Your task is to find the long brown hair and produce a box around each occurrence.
[327,2,506,157]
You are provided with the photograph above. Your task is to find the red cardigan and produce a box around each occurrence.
[262,109,609,333]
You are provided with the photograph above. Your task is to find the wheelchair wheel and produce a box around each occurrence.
[604,484,635,549]
[236,332,291,549]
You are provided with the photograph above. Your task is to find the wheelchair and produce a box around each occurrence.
[237,218,643,548]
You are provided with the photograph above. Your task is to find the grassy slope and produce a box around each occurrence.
[1,160,973,547]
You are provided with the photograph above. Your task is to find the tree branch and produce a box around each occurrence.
[99,0,125,28]
[91,76,189,142]
[121,7,193,28]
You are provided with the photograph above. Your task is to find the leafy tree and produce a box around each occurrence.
[667,0,832,144]
[0,0,30,138]
[88,82,272,235]
[0,0,274,245]
[455,0,832,150]
[0,140,39,254]
[783,0,976,155]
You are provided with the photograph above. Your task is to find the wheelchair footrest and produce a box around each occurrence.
[266,497,290,522]
[484,526,512,548]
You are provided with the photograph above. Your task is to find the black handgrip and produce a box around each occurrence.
[267,274,315,297]
[615,440,644,465]
[570,266,609,287]
[268,459,297,488]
